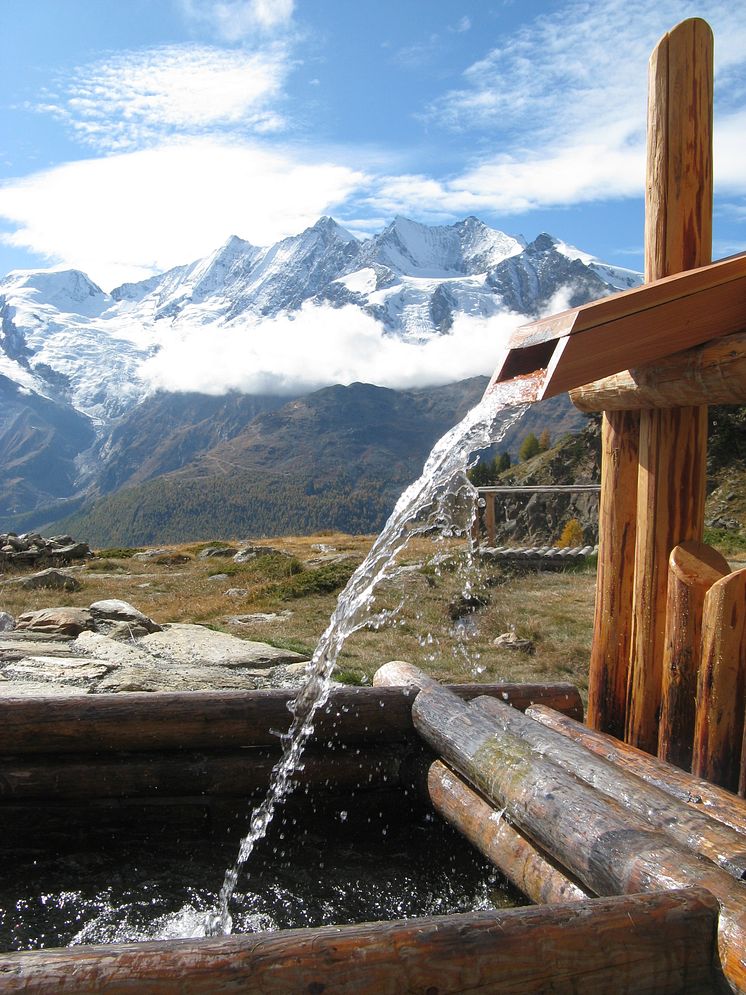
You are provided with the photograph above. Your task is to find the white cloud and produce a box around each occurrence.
[42,45,291,152]
[138,302,523,395]
[179,0,295,41]
[0,139,368,289]
[396,0,746,215]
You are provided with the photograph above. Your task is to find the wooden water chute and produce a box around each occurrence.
[488,16,746,785]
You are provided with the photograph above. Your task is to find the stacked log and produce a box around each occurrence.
[375,662,746,993]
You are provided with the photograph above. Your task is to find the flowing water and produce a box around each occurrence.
[206,375,540,936]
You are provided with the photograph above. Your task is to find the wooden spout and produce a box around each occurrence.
[488,251,746,402]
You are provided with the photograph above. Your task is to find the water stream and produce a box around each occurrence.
[207,374,540,936]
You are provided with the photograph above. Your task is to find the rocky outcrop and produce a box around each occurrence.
[0,532,91,568]
[0,602,309,695]
[3,568,83,592]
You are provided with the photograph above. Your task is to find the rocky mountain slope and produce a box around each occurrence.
[0,215,640,537]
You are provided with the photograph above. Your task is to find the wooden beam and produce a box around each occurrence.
[626,17,713,754]
[0,892,722,995]
[0,683,583,754]
[473,694,746,880]
[586,410,640,739]
[373,662,746,992]
[0,748,403,801]
[527,704,746,837]
[412,757,591,904]
[693,568,746,792]
[570,331,746,412]
[658,542,730,770]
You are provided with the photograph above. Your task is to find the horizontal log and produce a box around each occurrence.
[0,748,402,801]
[570,331,746,411]
[473,695,746,879]
[416,757,590,904]
[374,662,746,993]
[0,890,722,994]
[0,683,582,755]
[526,705,746,837]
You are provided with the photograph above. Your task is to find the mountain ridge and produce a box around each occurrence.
[0,214,640,536]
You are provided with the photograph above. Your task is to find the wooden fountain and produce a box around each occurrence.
[1,15,746,994]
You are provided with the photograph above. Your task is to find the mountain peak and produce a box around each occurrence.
[309,216,357,243]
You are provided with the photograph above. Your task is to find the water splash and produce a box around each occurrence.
[206,375,539,935]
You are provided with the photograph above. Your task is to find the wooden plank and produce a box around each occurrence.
[508,252,741,351]
[473,695,746,880]
[693,568,746,792]
[373,662,746,993]
[586,410,640,739]
[625,18,713,754]
[0,892,723,994]
[412,757,590,904]
[659,542,730,769]
[484,491,497,545]
[0,748,402,801]
[527,704,746,837]
[0,683,582,754]
[570,331,746,412]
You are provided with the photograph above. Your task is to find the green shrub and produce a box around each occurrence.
[274,559,357,600]
[94,547,143,559]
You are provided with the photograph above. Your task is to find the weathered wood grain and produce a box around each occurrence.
[527,705,746,837]
[570,331,746,412]
[0,891,723,994]
[0,683,582,754]
[693,568,746,792]
[659,542,730,770]
[586,409,639,739]
[625,18,713,754]
[473,694,746,880]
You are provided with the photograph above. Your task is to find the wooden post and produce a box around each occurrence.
[484,491,497,545]
[658,541,730,770]
[473,694,746,879]
[626,18,713,753]
[692,568,746,792]
[0,892,722,995]
[527,704,746,837]
[412,757,590,904]
[586,410,639,738]
[373,662,746,992]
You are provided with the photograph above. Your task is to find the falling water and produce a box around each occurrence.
[206,373,541,936]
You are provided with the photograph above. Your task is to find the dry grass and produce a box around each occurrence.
[0,531,596,700]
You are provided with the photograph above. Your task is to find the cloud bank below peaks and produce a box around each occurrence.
[138,303,525,396]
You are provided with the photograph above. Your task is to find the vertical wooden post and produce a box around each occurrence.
[625,18,713,754]
[586,411,639,738]
[692,568,746,792]
[658,541,729,770]
[484,493,497,545]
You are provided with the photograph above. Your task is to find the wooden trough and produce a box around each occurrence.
[3,13,746,995]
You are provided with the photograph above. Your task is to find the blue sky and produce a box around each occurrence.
[1,0,745,290]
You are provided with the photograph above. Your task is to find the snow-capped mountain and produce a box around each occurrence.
[0,215,641,530]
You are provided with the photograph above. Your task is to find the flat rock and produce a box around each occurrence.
[227,611,293,625]
[233,545,289,563]
[139,623,306,668]
[15,607,94,637]
[89,599,161,633]
[199,546,239,559]
[493,631,535,654]
[4,569,83,592]
[0,681,91,697]
[95,665,263,694]
[73,631,156,667]
[4,657,111,684]
[224,588,248,598]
